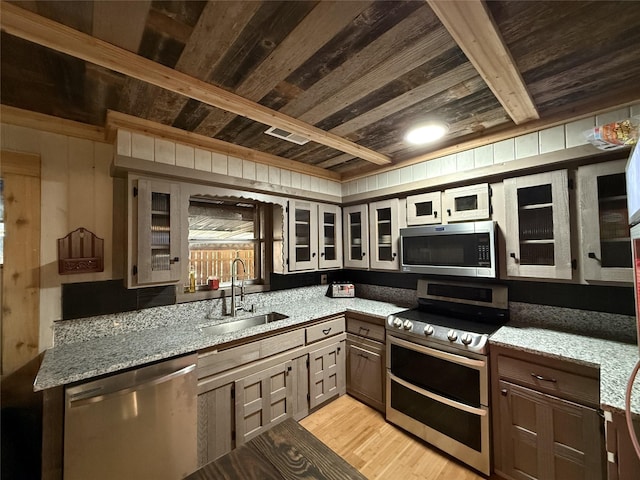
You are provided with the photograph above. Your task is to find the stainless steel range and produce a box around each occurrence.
[385,279,508,476]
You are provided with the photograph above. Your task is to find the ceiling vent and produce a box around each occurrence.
[264,126,310,145]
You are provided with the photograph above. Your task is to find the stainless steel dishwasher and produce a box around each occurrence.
[64,353,198,480]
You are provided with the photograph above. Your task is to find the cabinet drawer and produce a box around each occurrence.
[306,317,345,344]
[198,329,305,380]
[497,355,599,406]
[347,318,385,342]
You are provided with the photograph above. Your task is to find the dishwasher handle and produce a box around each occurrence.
[68,363,196,408]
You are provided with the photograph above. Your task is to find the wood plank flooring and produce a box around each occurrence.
[300,395,501,480]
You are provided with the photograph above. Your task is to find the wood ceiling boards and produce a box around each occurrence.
[1,1,640,180]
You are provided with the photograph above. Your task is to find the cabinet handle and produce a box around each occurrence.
[531,373,557,383]
[500,389,508,396]
[588,252,601,263]
[169,257,180,264]
[434,211,438,218]
[510,253,519,263]
[447,209,451,216]
[358,326,370,333]
[392,252,397,259]
[357,353,369,360]
[312,252,316,258]
[362,252,366,258]
[321,252,325,257]
[322,328,332,335]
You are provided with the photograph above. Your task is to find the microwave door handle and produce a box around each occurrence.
[389,373,486,417]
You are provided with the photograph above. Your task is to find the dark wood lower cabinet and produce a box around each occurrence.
[497,380,604,480]
[346,335,384,412]
[604,409,640,480]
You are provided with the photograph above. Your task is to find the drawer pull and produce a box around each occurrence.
[322,328,332,335]
[357,353,369,360]
[531,373,557,383]
[358,326,370,333]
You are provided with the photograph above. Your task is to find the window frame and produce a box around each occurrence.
[176,183,285,303]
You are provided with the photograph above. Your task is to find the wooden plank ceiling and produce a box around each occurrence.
[1,1,640,180]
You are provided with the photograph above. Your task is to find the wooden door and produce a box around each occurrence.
[1,151,40,376]
[309,340,345,409]
[234,360,293,445]
[498,380,604,480]
[197,383,234,467]
[504,170,572,279]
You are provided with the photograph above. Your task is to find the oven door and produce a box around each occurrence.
[386,335,490,475]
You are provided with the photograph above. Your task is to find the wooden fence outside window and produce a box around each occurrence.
[189,249,255,285]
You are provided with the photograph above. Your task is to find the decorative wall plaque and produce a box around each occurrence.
[57,227,104,274]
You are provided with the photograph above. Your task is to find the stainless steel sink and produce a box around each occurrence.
[199,312,288,336]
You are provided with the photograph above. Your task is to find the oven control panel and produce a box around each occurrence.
[386,314,490,354]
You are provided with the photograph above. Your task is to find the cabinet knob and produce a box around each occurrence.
[320,252,325,257]
[510,253,519,263]
[362,252,366,258]
[312,252,316,258]
[434,211,438,218]
[169,257,180,264]
[447,209,451,216]
[500,389,508,396]
[392,252,397,259]
[588,252,601,263]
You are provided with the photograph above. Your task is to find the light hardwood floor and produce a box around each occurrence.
[300,394,500,480]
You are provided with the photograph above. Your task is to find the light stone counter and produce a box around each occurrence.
[35,285,413,391]
[490,302,640,415]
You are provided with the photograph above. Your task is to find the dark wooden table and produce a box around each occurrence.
[186,418,367,480]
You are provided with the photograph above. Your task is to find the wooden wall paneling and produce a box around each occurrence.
[39,132,68,346]
[92,142,113,280]
[0,122,43,155]
[1,151,41,376]
[67,137,95,234]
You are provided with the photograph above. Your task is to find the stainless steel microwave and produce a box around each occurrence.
[400,220,497,278]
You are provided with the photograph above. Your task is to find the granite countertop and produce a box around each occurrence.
[34,293,409,391]
[491,321,640,415]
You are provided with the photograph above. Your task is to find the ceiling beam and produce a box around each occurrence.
[427,0,539,125]
[0,2,392,166]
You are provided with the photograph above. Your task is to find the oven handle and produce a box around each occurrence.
[388,335,486,369]
[389,373,487,417]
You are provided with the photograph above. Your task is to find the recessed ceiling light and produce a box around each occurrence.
[405,123,449,145]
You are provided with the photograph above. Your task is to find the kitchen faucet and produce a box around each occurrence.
[231,257,247,317]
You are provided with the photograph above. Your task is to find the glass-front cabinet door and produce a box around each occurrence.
[504,170,572,279]
[369,199,404,270]
[578,159,632,283]
[443,183,491,223]
[406,191,441,225]
[129,177,181,287]
[288,200,318,271]
[343,204,369,269]
[318,204,342,269]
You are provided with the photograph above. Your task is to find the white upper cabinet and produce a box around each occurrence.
[442,183,491,223]
[287,200,342,272]
[288,200,319,271]
[369,198,405,270]
[504,170,572,279]
[406,191,441,225]
[128,177,181,288]
[318,203,342,270]
[577,159,633,283]
[343,204,369,269]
